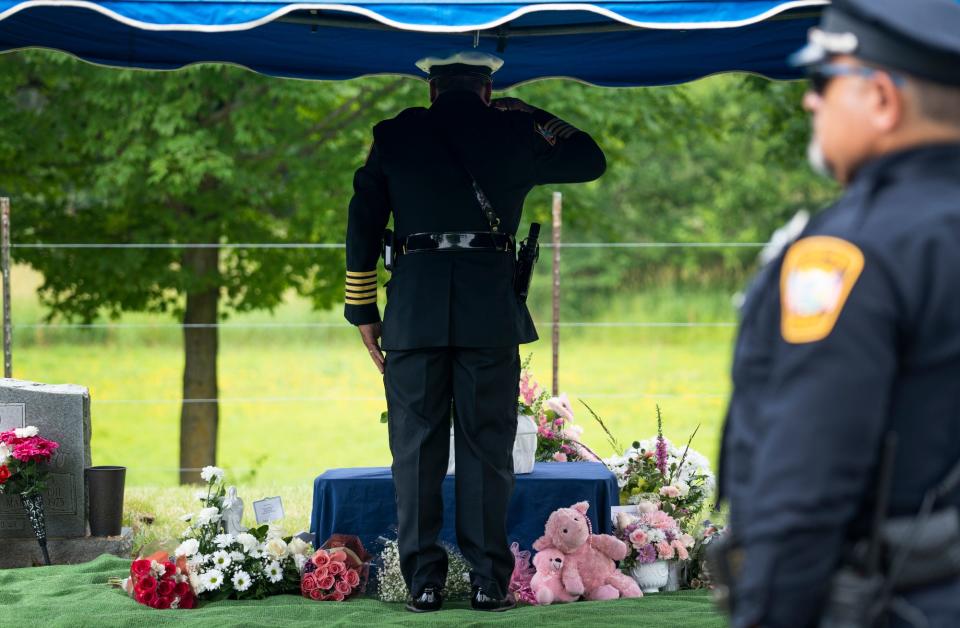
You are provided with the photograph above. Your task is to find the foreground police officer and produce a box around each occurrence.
[717,0,960,626]
[343,51,605,612]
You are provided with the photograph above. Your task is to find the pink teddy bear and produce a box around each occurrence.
[533,501,643,601]
[530,549,578,605]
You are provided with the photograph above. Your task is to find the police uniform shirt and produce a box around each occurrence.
[720,143,960,627]
[343,90,605,350]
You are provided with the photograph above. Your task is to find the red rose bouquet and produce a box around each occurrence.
[300,535,371,602]
[121,552,196,610]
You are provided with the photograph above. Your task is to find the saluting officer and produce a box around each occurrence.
[343,51,605,612]
[717,0,960,626]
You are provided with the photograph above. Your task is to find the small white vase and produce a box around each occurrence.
[631,560,669,593]
[447,413,538,475]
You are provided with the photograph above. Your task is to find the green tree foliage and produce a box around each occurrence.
[0,51,422,482]
[513,77,838,316]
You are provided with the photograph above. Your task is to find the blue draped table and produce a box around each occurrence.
[310,462,619,555]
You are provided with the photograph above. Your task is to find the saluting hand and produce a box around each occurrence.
[358,322,384,374]
[491,97,535,113]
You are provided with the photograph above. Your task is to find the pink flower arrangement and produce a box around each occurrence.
[301,548,364,601]
[614,505,695,569]
[519,371,543,409]
[0,427,60,496]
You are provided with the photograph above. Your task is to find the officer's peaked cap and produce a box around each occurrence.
[789,0,960,86]
[415,51,504,80]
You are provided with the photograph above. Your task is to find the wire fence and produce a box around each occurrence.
[8,239,747,415]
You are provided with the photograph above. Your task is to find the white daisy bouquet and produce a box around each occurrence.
[173,466,312,601]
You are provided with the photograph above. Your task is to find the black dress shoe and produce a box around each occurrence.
[406,587,443,613]
[470,586,516,612]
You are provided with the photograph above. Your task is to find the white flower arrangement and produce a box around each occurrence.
[178,470,313,601]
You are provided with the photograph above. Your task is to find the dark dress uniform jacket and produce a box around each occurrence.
[343,90,605,350]
[719,143,960,628]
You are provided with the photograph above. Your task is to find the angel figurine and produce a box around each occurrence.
[221,486,246,536]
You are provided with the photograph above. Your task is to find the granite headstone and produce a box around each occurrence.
[0,379,91,539]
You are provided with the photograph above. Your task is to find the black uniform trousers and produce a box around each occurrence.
[384,346,520,599]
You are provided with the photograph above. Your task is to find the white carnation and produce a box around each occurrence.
[200,466,225,483]
[0,442,10,465]
[180,513,193,522]
[151,561,165,577]
[213,533,234,548]
[175,539,200,558]
[196,507,221,526]
[230,551,245,562]
[236,533,258,553]
[14,426,39,438]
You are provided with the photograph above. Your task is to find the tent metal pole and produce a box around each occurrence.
[551,191,561,395]
[1,197,11,378]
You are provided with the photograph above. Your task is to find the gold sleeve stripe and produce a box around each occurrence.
[346,270,377,278]
[345,277,377,284]
[544,119,564,133]
[345,289,377,298]
[346,281,377,290]
[345,286,377,294]
[345,296,378,305]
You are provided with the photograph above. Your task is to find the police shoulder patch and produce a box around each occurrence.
[780,236,865,344]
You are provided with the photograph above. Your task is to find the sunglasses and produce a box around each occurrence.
[807,63,905,96]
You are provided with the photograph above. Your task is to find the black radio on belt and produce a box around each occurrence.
[514,222,540,303]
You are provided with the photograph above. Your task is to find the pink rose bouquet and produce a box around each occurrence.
[301,535,370,601]
[301,549,364,601]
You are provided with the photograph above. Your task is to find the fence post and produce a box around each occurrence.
[1,197,11,378]
[551,192,561,395]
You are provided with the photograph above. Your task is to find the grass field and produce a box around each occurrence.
[7,261,739,546]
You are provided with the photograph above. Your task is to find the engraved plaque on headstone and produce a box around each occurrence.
[0,379,91,539]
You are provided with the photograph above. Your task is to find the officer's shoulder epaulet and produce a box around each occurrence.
[373,107,428,138]
[379,107,428,127]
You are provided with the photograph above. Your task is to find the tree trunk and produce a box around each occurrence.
[179,246,220,485]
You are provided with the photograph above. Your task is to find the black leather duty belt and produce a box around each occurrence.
[401,231,516,255]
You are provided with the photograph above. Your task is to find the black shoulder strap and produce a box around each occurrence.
[430,118,502,233]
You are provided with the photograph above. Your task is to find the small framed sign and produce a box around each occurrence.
[253,496,285,525]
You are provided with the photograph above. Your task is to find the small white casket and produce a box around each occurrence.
[447,414,538,475]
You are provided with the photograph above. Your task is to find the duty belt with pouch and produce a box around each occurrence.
[709,434,960,628]
[381,119,540,302]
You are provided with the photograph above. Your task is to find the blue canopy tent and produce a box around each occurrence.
[0,1,828,87]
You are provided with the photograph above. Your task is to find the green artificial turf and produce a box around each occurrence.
[0,554,727,627]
